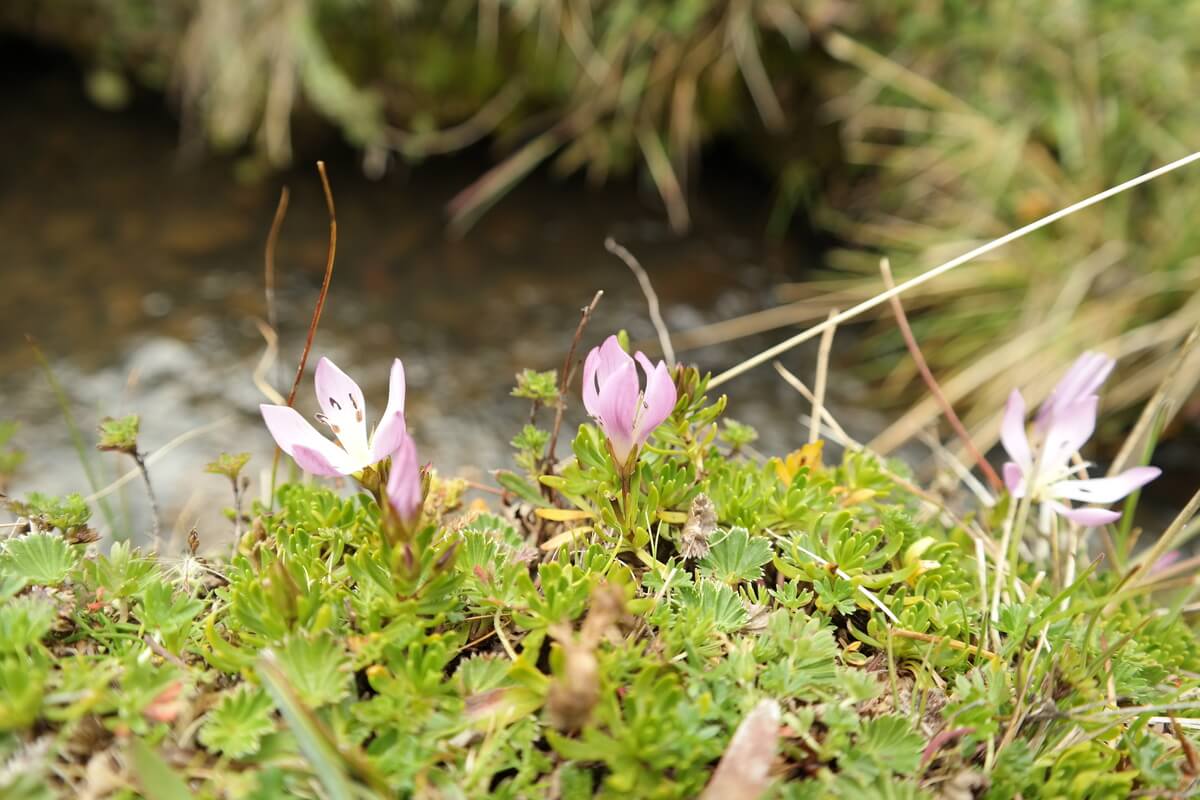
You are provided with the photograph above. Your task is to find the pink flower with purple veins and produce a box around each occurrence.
[261,357,408,476]
[1000,352,1160,532]
[582,335,678,468]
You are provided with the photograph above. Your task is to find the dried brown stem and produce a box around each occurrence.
[891,627,1000,661]
[270,164,337,500]
[286,162,337,407]
[542,291,604,476]
[879,259,1003,493]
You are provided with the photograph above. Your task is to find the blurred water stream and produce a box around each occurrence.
[0,46,887,546]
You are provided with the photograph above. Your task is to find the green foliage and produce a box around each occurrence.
[719,418,759,450]
[198,686,277,758]
[205,451,251,482]
[512,424,552,474]
[1,532,79,586]
[699,527,773,585]
[138,582,204,654]
[512,369,560,404]
[274,633,353,708]
[97,413,140,454]
[0,348,1196,798]
[9,492,92,536]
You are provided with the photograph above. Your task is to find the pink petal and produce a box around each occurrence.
[1003,462,1026,496]
[1049,466,1160,503]
[584,337,634,421]
[291,444,345,477]
[632,354,677,449]
[1000,390,1032,470]
[385,434,422,524]
[369,359,408,462]
[314,357,369,458]
[1041,395,1097,471]
[597,335,634,376]
[314,356,366,422]
[595,361,639,462]
[1036,352,1114,431]
[1053,502,1121,528]
[260,404,349,475]
[582,345,602,418]
[369,411,408,463]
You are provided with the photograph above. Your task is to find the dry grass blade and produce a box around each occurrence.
[252,318,286,405]
[636,128,690,233]
[85,417,233,503]
[708,149,1200,389]
[388,81,523,157]
[809,309,837,445]
[605,237,674,367]
[773,362,857,448]
[1125,487,1200,592]
[447,131,562,236]
[879,259,1002,492]
[1108,324,1200,476]
[669,301,831,353]
[263,186,289,344]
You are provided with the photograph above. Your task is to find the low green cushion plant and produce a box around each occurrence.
[0,344,1195,799]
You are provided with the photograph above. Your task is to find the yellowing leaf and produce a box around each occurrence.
[535,508,595,522]
[540,526,593,551]
[840,488,877,507]
[772,441,824,484]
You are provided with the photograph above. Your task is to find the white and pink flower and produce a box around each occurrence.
[261,357,408,477]
[1000,352,1160,531]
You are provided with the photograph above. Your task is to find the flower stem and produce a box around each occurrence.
[133,451,162,551]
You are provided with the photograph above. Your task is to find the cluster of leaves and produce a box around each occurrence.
[0,367,1197,798]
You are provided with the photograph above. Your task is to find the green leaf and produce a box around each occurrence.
[128,737,192,800]
[97,414,140,454]
[198,686,277,758]
[257,651,357,800]
[9,492,91,534]
[495,469,546,506]
[0,596,55,653]
[677,580,749,633]
[511,368,559,403]
[2,533,79,586]
[205,451,251,482]
[699,528,773,585]
[0,658,45,730]
[274,633,352,708]
[139,583,204,654]
[840,715,924,782]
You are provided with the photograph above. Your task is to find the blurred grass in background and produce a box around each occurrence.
[4,0,1199,445]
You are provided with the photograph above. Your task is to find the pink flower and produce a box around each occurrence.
[261,357,408,476]
[582,335,677,466]
[385,433,422,526]
[1000,353,1160,531]
[1033,351,1114,433]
